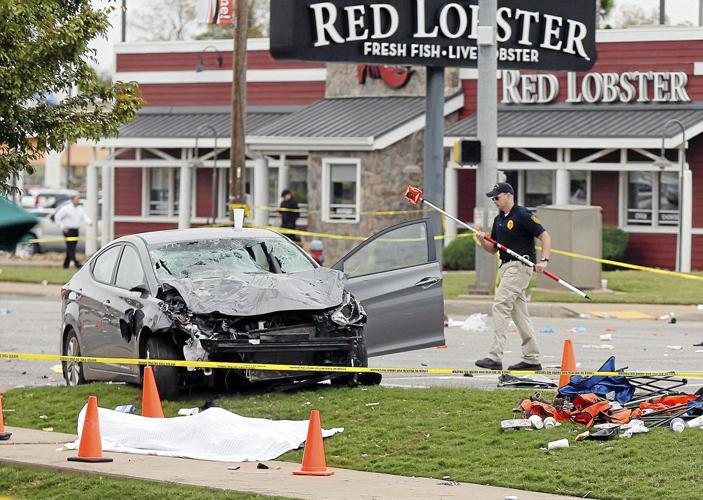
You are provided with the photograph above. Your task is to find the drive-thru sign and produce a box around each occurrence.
[271,0,596,71]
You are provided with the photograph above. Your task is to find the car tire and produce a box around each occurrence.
[144,336,180,399]
[62,330,86,387]
[14,233,40,257]
[331,331,376,387]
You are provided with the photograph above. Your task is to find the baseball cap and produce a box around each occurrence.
[486,182,514,198]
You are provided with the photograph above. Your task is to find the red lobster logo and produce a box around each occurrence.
[357,65,414,89]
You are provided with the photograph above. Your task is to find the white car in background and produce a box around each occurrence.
[15,190,100,256]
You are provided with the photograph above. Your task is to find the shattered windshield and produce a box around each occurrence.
[149,237,316,280]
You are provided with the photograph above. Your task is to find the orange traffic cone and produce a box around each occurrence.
[68,395,113,462]
[559,339,576,389]
[141,366,164,418]
[0,395,11,441]
[293,410,334,476]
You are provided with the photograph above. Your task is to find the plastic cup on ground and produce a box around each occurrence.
[543,417,557,429]
[529,415,544,429]
[547,438,569,450]
[670,418,685,433]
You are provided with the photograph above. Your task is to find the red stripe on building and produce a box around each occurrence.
[139,82,325,106]
[114,168,142,217]
[590,171,619,226]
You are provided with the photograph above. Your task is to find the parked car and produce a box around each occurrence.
[20,188,80,210]
[60,220,445,396]
[15,197,100,256]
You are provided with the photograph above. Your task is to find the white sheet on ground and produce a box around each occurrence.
[65,405,343,462]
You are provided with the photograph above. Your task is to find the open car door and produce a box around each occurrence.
[332,219,445,356]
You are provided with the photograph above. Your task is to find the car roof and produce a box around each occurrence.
[116,227,287,246]
[27,188,80,195]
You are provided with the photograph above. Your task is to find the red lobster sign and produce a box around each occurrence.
[357,65,413,89]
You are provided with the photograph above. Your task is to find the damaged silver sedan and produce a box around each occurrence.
[60,220,444,397]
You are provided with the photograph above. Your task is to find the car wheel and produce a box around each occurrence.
[144,336,180,399]
[63,330,86,387]
[14,233,39,257]
[332,331,375,387]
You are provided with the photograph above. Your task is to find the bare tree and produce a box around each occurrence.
[130,0,199,41]
[616,5,660,29]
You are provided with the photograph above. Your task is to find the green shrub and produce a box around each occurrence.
[602,224,628,270]
[442,234,475,270]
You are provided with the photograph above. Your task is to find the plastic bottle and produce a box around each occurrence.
[686,415,703,429]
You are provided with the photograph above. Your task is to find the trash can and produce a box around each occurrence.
[535,205,601,291]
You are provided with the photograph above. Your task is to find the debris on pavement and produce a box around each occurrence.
[582,344,614,350]
[539,326,556,334]
[666,345,683,350]
[460,313,490,332]
[599,334,613,341]
[568,326,587,333]
[498,374,556,389]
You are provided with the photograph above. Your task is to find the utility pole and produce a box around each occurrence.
[121,0,127,42]
[473,0,498,294]
[230,0,248,211]
[660,0,666,25]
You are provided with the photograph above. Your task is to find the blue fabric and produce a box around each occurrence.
[687,396,703,416]
[558,356,635,404]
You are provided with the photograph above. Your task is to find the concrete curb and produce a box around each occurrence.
[444,300,579,318]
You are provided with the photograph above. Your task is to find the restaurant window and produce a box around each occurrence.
[525,170,553,208]
[148,168,180,216]
[627,171,679,226]
[322,159,360,223]
[569,171,589,205]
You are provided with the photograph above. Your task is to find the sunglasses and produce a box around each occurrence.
[491,194,505,201]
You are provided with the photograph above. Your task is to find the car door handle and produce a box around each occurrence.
[414,277,440,288]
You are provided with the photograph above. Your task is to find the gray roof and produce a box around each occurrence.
[445,103,703,139]
[253,96,429,138]
[118,106,303,138]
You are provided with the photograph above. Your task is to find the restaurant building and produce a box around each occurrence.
[86,27,703,269]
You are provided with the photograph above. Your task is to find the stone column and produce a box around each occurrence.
[86,149,99,255]
[444,163,458,247]
[278,154,289,193]
[254,155,269,227]
[100,161,112,247]
[178,160,193,229]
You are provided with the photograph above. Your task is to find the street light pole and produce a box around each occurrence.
[655,119,686,272]
[230,0,248,213]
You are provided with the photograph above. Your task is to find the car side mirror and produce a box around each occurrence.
[129,285,150,297]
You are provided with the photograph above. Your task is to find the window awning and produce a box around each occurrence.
[444,103,703,149]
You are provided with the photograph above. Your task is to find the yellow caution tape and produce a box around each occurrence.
[21,235,102,244]
[537,246,703,282]
[2,352,702,378]
[254,205,431,217]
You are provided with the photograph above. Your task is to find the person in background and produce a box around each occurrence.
[54,195,91,269]
[278,189,300,242]
[473,182,551,371]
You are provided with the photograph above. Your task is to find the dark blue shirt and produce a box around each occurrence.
[490,205,545,264]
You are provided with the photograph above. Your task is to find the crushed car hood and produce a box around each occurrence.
[160,267,346,316]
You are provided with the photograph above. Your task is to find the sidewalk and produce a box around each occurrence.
[0,426,580,499]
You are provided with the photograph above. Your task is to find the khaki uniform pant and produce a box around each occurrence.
[489,261,540,364]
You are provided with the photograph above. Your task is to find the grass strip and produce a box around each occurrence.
[443,270,703,304]
[0,463,287,499]
[3,383,702,500]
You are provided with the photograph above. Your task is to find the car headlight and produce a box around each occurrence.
[330,291,365,326]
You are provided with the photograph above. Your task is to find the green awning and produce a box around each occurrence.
[0,196,38,251]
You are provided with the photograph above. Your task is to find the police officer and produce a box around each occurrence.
[474,182,551,371]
